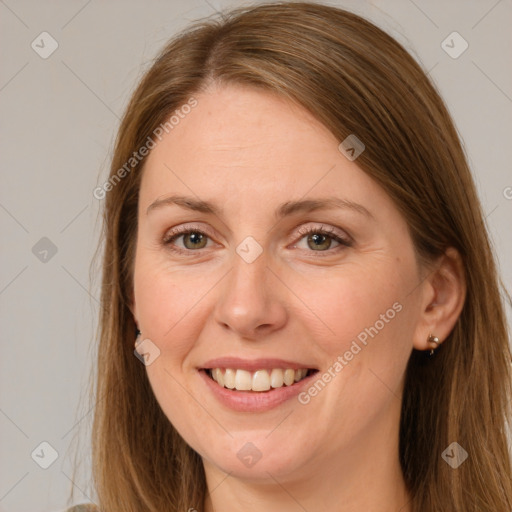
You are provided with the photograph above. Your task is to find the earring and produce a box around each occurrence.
[427,333,440,356]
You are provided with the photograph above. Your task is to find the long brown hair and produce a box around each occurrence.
[83,2,512,511]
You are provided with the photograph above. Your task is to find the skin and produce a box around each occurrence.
[131,83,465,512]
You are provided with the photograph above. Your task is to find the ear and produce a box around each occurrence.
[412,247,466,351]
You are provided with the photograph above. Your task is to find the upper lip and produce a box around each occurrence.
[200,357,318,372]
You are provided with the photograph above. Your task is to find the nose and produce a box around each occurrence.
[213,251,288,340]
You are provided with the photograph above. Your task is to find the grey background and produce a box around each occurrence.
[1,0,511,511]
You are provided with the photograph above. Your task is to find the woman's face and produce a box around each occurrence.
[132,83,427,482]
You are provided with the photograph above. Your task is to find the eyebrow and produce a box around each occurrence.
[146,194,374,220]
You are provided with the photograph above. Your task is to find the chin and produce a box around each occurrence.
[197,431,313,481]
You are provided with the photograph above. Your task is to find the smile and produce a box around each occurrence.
[207,367,313,392]
[198,357,319,411]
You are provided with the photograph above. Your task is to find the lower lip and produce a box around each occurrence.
[199,370,315,412]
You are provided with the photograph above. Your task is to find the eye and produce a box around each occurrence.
[292,224,352,254]
[162,225,214,253]
[162,223,352,255]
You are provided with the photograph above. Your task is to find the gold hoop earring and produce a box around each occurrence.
[427,333,440,356]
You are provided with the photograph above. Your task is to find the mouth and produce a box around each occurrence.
[201,367,318,392]
[198,358,320,411]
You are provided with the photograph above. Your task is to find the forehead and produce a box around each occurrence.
[148,85,335,167]
[139,84,387,217]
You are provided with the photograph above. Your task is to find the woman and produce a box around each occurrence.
[70,2,512,511]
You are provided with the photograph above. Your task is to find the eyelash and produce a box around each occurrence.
[162,224,353,256]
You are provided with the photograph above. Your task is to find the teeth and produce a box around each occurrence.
[270,368,284,388]
[252,370,271,391]
[209,368,310,392]
[235,369,252,391]
[284,368,295,386]
[212,368,224,387]
[224,368,236,389]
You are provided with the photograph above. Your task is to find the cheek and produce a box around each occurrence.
[294,261,410,353]
[133,253,209,348]
[133,257,212,435]
[298,259,417,415]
